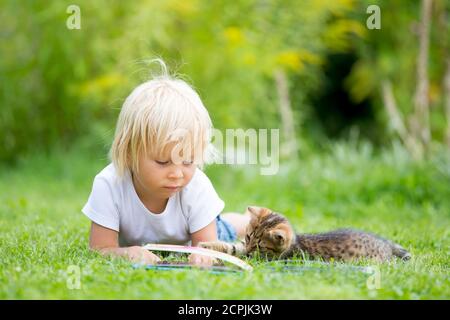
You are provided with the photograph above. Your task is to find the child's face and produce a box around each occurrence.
[132,148,196,199]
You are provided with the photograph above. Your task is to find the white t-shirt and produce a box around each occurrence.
[82,163,225,247]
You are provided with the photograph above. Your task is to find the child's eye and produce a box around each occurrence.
[182,160,194,165]
[155,160,169,165]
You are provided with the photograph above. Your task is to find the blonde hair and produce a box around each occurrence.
[110,61,215,177]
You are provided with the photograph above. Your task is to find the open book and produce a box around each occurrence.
[142,243,253,272]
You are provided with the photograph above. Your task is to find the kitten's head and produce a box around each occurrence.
[244,206,295,258]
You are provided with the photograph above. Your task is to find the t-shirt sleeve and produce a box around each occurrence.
[184,170,225,234]
[82,176,120,232]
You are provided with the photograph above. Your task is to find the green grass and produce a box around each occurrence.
[0,142,449,299]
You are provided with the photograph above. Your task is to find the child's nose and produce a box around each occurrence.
[168,165,184,179]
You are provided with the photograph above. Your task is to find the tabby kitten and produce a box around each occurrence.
[200,206,411,262]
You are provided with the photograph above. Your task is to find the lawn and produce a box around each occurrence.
[0,142,449,299]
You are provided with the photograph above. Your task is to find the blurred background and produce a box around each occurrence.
[1,0,449,164]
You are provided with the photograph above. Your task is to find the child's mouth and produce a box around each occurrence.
[164,186,180,191]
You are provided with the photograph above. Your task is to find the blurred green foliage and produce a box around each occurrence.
[0,0,449,163]
[348,0,450,141]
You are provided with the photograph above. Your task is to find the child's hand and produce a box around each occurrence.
[188,253,217,267]
[126,246,161,265]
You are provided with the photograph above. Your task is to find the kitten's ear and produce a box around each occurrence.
[246,206,272,219]
[269,229,287,245]
[246,206,261,218]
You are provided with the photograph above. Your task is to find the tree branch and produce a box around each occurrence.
[412,0,432,147]
[445,59,450,147]
[382,80,422,158]
[274,69,298,158]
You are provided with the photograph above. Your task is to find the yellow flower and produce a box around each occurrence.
[276,51,304,72]
[224,27,244,46]
[78,73,124,97]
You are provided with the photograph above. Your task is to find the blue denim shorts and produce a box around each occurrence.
[216,215,237,242]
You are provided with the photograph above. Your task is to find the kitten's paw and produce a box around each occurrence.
[198,241,230,253]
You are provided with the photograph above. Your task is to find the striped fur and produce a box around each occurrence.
[199,206,411,262]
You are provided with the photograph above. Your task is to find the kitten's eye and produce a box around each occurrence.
[155,160,169,165]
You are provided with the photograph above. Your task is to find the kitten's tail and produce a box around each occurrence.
[391,242,411,261]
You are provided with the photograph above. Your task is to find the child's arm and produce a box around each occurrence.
[89,222,161,265]
[189,220,218,266]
